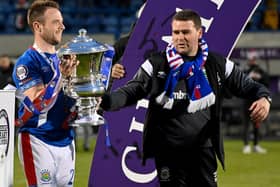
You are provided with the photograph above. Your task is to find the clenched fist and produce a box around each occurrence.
[111,63,125,79]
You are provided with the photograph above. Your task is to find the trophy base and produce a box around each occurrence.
[70,113,105,127]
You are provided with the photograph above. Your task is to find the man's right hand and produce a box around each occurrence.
[111,63,125,79]
[249,97,270,124]
[60,54,79,78]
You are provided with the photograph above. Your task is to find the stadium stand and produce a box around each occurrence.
[245,0,280,31]
[0,0,143,39]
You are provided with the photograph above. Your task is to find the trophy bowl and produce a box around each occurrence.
[57,29,113,126]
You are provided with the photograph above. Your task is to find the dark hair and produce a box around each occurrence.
[27,0,60,31]
[172,9,202,29]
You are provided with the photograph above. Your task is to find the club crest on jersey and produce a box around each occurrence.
[40,169,52,183]
[16,65,28,81]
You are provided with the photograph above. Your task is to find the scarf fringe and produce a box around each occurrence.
[187,92,216,113]
[163,98,174,109]
[156,91,174,109]
[156,91,169,105]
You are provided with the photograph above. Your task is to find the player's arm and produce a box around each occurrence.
[224,59,271,123]
[23,83,45,101]
[225,59,270,99]
[25,55,79,102]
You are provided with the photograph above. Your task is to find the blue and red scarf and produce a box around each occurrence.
[156,38,215,113]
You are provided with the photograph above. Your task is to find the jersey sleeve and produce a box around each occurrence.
[13,53,43,91]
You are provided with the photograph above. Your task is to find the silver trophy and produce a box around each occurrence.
[58,29,112,126]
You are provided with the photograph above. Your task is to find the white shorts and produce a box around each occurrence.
[18,132,75,187]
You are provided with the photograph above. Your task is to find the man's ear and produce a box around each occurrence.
[198,27,203,38]
[33,22,41,32]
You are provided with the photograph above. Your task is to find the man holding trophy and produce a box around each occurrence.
[13,1,78,186]
[13,0,116,186]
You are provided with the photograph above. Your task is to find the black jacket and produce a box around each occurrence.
[101,51,270,168]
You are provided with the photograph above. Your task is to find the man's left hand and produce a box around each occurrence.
[249,97,270,124]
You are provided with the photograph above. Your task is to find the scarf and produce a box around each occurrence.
[156,38,215,113]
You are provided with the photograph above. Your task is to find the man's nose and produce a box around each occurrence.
[177,32,185,39]
[60,22,65,30]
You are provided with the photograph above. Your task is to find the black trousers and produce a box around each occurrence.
[154,146,218,187]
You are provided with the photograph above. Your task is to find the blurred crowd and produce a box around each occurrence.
[0,0,145,39]
[245,0,280,31]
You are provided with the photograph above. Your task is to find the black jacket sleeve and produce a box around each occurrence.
[101,67,152,111]
[225,65,270,100]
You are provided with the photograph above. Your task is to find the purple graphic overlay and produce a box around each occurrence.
[89,0,260,186]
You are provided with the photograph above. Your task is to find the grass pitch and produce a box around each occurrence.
[218,140,280,187]
[13,139,280,186]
